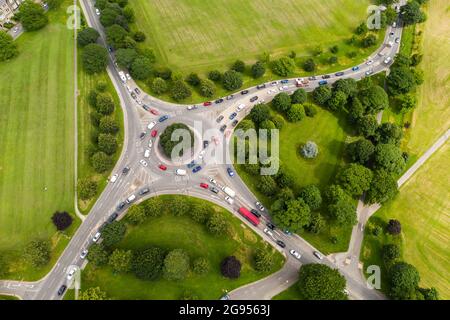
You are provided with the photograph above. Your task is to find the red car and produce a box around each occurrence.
[158,164,167,171]
[151,130,158,138]
[200,183,209,189]
[203,101,212,106]
[150,108,159,115]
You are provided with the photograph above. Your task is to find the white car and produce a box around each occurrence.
[263,228,273,237]
[278,86,288,91]
[384,57,392,64]
[95,8,100,15]
[236,104,246,112]
[67,267,76,281]
[187,105,197,111]
[144,149,151,158]
[136,100,142,105]
[290,250,301,260]
[148,140,153,148]
[140,159,148,167]
[13,26,19,33]
[225,196,234,205]
[147,121,156,130]
[365,69,374,76]
[267,89,276,95]
[126,85,132,92]
[80,249,88,259]
[209,178,217,185]
[120,74,126,83]
[110,173,118,183]
[92,232,101,242]
[366,60,374,66]
[395,37,400,44]
[126,194,136,204]
[313,251,324,260]
[175,169,187,176]
[126,73,131,80]
[198,150,206,159]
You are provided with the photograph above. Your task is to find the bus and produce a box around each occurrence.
[238,207,260,226]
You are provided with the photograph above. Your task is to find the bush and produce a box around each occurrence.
[151,77,168,95]
[304,103,318,117]
[82,44,108,74]
[171,80,192,101]
[108,249,132,273]
[291,89,307,104]
[77,178,98,200]
[258,175,278,196]
[87,244,109,266]
[24,240,50,267]
[286,104,306,122]
[361,34,377,48]
[130,56,152,80]
[133,31,146,42]
[303,58,316,72]
[132,247,166,280]
[301,141,319,159]
[78,27,100,47]
[208,70,222,82]
[271,114,285,130]
[220,256,242,279]
[222,70,243,91]
[99,117,119,135]
[193,257,210,275]
[17,0,48,31]
[251,61,265,78]
[199,79,216,98]
[154,66,172,80]
[272,92,291,113]
[163,249,190,281]
[206,213,228,236]
[90,151,113,173]
[98,133,118,155]
[386,219,402,235]
[51,211,73,231]
[382,244,401,263]
[127,205,147,225]
[95,93,115,115]
[159,123,194,158]
[271,57,295,76]
[253,249,274,272]
[231,60,245,73]
[0,32,19,62]
[185,73,201,86]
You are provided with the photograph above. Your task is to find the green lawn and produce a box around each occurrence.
[0,2,78,279]
[72,196,285,299]
[272,282,302,300]
[0,295,19,300]
[361,144,450,299]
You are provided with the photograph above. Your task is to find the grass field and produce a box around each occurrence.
[362,144,450,299]
[272,282,302,300]
[0,4,77,279]
[0,295,19,300]
[70,196,284,299]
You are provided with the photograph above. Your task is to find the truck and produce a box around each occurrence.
[221,186,236,198]
[238,207,260,226]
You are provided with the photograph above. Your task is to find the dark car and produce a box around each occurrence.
[57,285,67,296]
[250,209,261,218]
[203,140,209,149]
[107,212,118,223]
[322,74,331,79]
[117,201,126,211]
[216,115,224,123]
[210,186,219,194]
[215,98,224,104]
[122,166,130,175]
[231,119,238,127]
[131,92,137,99]
[134,88,141,95]
[276,240,286,248]
[241,90,249,95]
[227,167,235,177]
[229,112,237,120]
[250,96,258,103]
[139,188,150,195]
[139,132,146,140]
[220,125,227,132]
[159,115,169,122]
[266,222,275,230]
[280,79,289,84]
[203,101,212,106]
[335,71,345,76]
[142,104,150,111]
[308,76,317,81]
[192,165,202,173]
[187,160,196,169]
[256,84,266,89]
[318,80,328,86]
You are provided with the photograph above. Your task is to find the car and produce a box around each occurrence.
[198,150,206,159]
[263,228,273,237]
[227,167,235,177]
[216,115,224,123]
[392,22,397,28]
[313,251,324,260]
[110,174,118,183]
[122,166,130,175]
[231,120,238,127]
[108,212,118,223]
[276,240,286,248]
[187,160,196,169]
[142,104,150,112]
[395,37,400,44]
[134,87,140,94]
[80,249,88,259]
[209,178,217,185]
[158,164,167,171]
[267,89,277,95]
[67,267,76,281]
[225,196,234,205]
[389,31,395,37]
[387,40,394,48]
[144,149,151,158]
[290,250,301,260]
[229,112,237,120]
[226,95,234,100]
[384,57,392,64]
[220,125,227,132]
[13,26,19,33]
[271,81,278,86]
[95,8,100,15]
[148,140,153,148]
[187,105,198,111]
[139,188,150,195]
[151,130,158,138]
[139,132,146,140]
[192,165,202,173]
[266,222,275,230]
[220,294,230,300]
[256,84,266,89]
[131,92,137,99]
[366,60,374,66]
[280,79,289,84]
[210,186,219,194]
[236,104,246,112]
[256,201,265,211]
[250,209,261,218]
[92,232,101,242]
[140,159,148,167]
[126,194,136,204]
[215,98,224,104]
[57,285,67,296]
[147,121,157,130]
[241,90,249,95]
[284,229,293,235]
[212,136,220,145]
[344,288,349,295]
[108,46,113,53]
[250,96,258,103]
[308,76,317,81]
[365,69,374,76]
[318,80,328,86]
[352,66,360,71]
[335,71,345,76]
[159,115,169,122]
[117,202,126,211]
[278,86,288,91]
[203,140,209,149]
[176,169,187,176]
[322,74,331,79]
[200,183,209,189]
[203,101,212,106]
[150,108,159,115]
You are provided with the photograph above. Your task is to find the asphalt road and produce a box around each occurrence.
[0,0,425,301]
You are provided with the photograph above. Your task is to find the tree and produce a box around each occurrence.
[287,104,306,122]
[101,221,127,248]
[401,1,426,25]
[222,70,243,91]
[24,240,50,267]
[231,60,245,73]
[259,119,276,139]
[374,144,406,174]
[82,44,108,74]
[361,34,377,48]
[77,178,97,200]
[347,97,365,123]
[272,92,291,113]
[87,244,108,266]
[153,66,172,80]
[356,115,378,138]
[159,123,193,158]
[79,287,108,300]
[297,264,347,300]
[130,56,152,80]
[327,90,347,112]
[193,257,210,275]
[273,199,311,232]
[96,93,115,115]
[220,256,242,279]
[99,116,119,134]
[46,0,63,10]
[206,213,228,236]
[0,32,18,62]
[306,212,325,234]
[328,55,338,64]
[271,114,285,130]
[127,204,147,225]
[304,103,318,117]
[151,77,168,95]
[185,73,201,86]
[91,151,113,173]
[336,164,373,197]
[190,203,212,224]
[143,197,164,218]
[346,139,375,165]
[99,8,120,27]
[271,57,295,76]
[313,86,332,106]
[105,24,129,49]
[199,79,216,98]
[291,88,307,104]
[387,66,418,95]
[301,141,319,159]
[365,169,398,204]
[108,249,132,273]
[327,196,357,226]
[170,197,191,216]
[389,262,420,300]
[299,185,322,211]
[132,247,166,280]
[275,169,294,189]
[398,93,417,113]
[334,78,358,97]
[208,70,222,82]
[418,287,439,300]
[375,122,403,146]
[133,31,146,42]
[98,133,118,155]
[359,85,389,114]
[251,61,265,78]
[258,175,278,196]
[115,48,138,68]
[355,22,368,35]
[51,211,73,231]
[303,58,316,72]
[163,249,190,281]
[170,80,192,101]
[253,248,274,272]
[382,244,401,263]
[17,0,48,31]
[386,219,402,235]
[237,119,256,132]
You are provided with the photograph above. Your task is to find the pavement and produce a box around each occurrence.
[2,0,440,301]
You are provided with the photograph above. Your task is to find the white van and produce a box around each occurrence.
[175,169,187,176]
[222,186,236,198]
[126,194,136,204]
